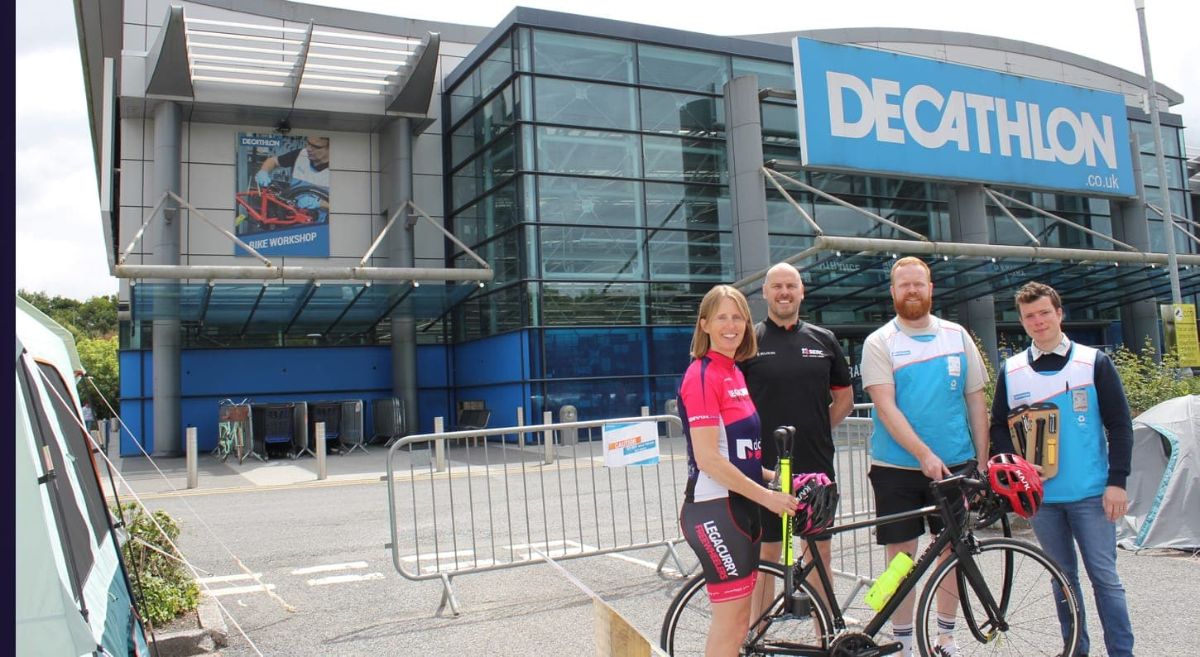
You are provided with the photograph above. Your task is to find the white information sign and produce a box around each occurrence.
[602,421,660,467]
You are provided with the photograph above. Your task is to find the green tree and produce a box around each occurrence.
[1110,338,1200,417]
[19,290,120,414]
[76,335,120,415]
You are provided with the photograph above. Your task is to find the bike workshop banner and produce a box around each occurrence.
[234,132,332,257]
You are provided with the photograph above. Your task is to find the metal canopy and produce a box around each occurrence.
[144,5,440,120]
[130,281,477,342]
[770,235,1200,318]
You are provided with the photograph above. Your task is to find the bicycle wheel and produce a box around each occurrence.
[915,538,1080,657]
[661,561,829,656]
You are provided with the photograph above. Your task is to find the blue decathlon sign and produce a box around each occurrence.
[792,38,1135,197]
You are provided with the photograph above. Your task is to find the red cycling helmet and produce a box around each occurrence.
[987,453,1044,518]
[791,473,839,536]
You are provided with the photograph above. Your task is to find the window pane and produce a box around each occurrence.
[638,44,728,93]
[766,190,817,236]
[451,83,517,168]
[534,78,637,130]
[1131,120,1181,156]
[766,234,815,266]
[535,126,641,177]
[732,58,795,91]
[647,229,731,281]
[761,102,800,149]
[537,176,642,226]
[454,227,523,286]
[543,327,647,377]
[479,37,515,101]
[454,179,521,248]
[643,135,726,184]
[1140,154,1185,189]
[532,30,634,83]
[452,131,517,211]
[649,282,708,324]
[645,182,729,230]
[538,377,647,421]
[650,326,694,375]
[540,225,643,278]
[542,282,645,325]
[640,89,724,138]
[454,283,525,341]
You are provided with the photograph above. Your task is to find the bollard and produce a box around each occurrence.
[559,405,578,445]
[542,411,554,464]
[664,399,682,439]
[516,406,525,448]
[316,421,327,481]
[186,426,198,489]
[434,416,446,472]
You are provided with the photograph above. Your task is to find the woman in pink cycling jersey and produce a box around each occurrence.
[677,284,799,656]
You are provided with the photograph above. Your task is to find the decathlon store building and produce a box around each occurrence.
[77,1,1196,455]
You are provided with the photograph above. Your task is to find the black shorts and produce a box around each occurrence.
[760,469,836,543]
[680,495,761,602]
[869,463,972,545]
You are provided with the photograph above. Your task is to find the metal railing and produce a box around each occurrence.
[385,413,691,615]
[384,404,889,618]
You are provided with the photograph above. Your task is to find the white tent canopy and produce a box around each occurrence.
[1118,394,1200,551]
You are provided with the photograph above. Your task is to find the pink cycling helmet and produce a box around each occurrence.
[791,472,839,536]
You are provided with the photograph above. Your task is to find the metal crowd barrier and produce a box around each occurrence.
[385,413,692,615]
[827,403,887,616]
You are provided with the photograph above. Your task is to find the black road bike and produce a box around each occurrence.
[661,427,1081,656]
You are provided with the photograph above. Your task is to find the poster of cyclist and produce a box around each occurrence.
[234,132,331,257]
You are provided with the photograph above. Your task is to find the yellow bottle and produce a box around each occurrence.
[864,552,915,611]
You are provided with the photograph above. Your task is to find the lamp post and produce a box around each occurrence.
[1135,0,1182,303]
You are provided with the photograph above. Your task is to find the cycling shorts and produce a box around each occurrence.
[680,495,762,602]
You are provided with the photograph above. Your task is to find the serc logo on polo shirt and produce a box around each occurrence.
[801,348,826,358]
[728,387,750,399]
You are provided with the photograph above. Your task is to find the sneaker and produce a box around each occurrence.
[931,645,958,657]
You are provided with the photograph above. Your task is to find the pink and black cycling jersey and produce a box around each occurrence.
[678,350,764,503]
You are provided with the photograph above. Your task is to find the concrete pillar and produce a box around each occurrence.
[1113,137,1161,356]
[151,101,182,456]
[949,184,998,365]
[382,118,419,434]
[723,75,770,316]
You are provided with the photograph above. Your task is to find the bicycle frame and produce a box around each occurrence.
[748,474,1010,655]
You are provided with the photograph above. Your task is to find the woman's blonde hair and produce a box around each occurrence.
[689,285,757,361]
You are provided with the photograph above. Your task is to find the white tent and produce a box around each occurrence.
[1117,394,1200,551]
[15,297,150,655]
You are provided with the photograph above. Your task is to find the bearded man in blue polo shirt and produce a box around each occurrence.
[989,281,1134,657]
[861,256,991,657]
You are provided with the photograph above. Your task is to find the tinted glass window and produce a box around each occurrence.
[534,78,637,130]
[533,31,634,83]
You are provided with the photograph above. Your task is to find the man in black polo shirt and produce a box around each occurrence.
[742,262,853,618]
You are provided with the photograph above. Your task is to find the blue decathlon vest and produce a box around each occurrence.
[1004,344,1107,503]
[871,319,975,468]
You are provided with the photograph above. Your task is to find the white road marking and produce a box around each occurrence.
[307,572,386,586]
[291,561,369,575]
[204,583,277,597]
[197,573,263,584]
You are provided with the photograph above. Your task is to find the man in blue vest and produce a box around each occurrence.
[862,257,990,657]
[989,281,1134,657]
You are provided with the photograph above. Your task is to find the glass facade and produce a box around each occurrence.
[444,24,1196,419]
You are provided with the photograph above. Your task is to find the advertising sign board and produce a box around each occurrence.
[1160,303,1200,367]
[234,133,332,257]
[792,38,1135,197]
[602,421,660,467]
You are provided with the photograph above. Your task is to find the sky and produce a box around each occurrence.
[14,0,1200,300]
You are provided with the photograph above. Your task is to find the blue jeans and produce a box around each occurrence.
[1030,496,1134,657]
